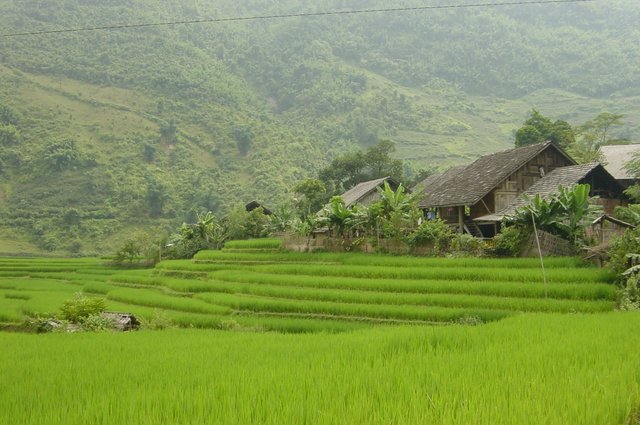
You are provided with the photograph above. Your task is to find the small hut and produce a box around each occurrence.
[590,214,635,245]
[101,312,140,331]
[339,176,402,208]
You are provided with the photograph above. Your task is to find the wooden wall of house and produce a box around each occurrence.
[594,198,625,215]
[358,191,382,207]
[484,148,573,217]
[438,206,458,223]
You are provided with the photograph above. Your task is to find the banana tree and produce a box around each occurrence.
[509,184,596,246]
[323,196,354,236]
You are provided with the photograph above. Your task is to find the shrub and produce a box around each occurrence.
[140,310,173,330]
[618,276,640,311]
[60,293,106,324]
[489,225,530,257]
[407,219,454,255]
[82,314,114,332]
[607,227,640,278]
[450,234,485,257]
[23,316,66,333]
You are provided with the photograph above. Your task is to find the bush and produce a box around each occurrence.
[140,310,173,330]
[450,234,485,257]
[114,230,168,266]
[607,227,640,278]
[489,225,530,257]
[408,219,454,255]
[60,293,106,324]
[23,316,66,333]
[82,314,114,332]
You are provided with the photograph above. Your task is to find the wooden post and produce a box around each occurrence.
[458,206,464,234]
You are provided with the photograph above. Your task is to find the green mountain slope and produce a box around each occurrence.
[0,0,639,254]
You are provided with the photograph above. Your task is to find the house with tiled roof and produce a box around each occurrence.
[599,144,640,187]
[473,162,626,223]
[339,176,401,208]
[414,141,575,237]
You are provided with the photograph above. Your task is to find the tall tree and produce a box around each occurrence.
[318,140,404,195]
[515,109,575,148]
[568,112,627,164]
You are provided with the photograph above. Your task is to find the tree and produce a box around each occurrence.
[365,139,403,180]
[0,124,20,146]
[169,211,228,258]
[579,112,627,147]
[508,184,597,246]
[293,178,327,217]
[43,139,82,171]
[0,104,19,125]
[318,140,404,195]
[515,109,575,148]
[318,151,367,194]
[322,196,354,236]
[569,112,627,164]
[370,182,421,240]
[233,125,253,156]
[515,125,543,148]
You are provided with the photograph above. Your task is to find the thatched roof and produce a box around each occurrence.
[340,176,400,207]
[417,141,574,208]
[474,162,611,222]
[600,144,640,180]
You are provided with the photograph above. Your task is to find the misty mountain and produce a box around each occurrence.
[0,0,638,254]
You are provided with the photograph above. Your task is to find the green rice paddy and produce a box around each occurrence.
[1,241,639,424]
[0,246,618,329]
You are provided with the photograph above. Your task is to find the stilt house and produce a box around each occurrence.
[415,141,575,237]
[473,162,627,225]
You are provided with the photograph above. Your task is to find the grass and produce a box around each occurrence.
[0,252,618,330]
[209,270,615,300]
[1,313,640,424]
[194,250,589,268]
[188,279,613,313]
[222,238,284,250]
[0,252,636,423]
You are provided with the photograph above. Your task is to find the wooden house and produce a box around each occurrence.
[590,214,635,246]
[599,144,640,188]
[415,141,575,237]
[339,176,402,208]
[101,312,140,331]
[473,162,628,229]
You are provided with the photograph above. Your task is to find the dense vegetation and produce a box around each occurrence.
[0,0,639,254]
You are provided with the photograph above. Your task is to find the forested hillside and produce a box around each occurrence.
[0,0,639,254]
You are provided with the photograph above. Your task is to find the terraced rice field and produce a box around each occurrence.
[0,239,617,332]
[3,241,640,424]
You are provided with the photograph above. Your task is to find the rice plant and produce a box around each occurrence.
[2,313,640,424]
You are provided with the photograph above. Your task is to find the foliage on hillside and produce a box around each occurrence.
[0,0,639,254]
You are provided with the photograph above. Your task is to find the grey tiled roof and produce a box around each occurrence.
[340,176,394,207]
[600,144,640,180]
[474,163,603,221]
[418,141,571,208]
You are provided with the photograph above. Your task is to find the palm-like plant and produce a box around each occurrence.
[373,182,422,239]
[509,184,597,245]
[324,196,354,236]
